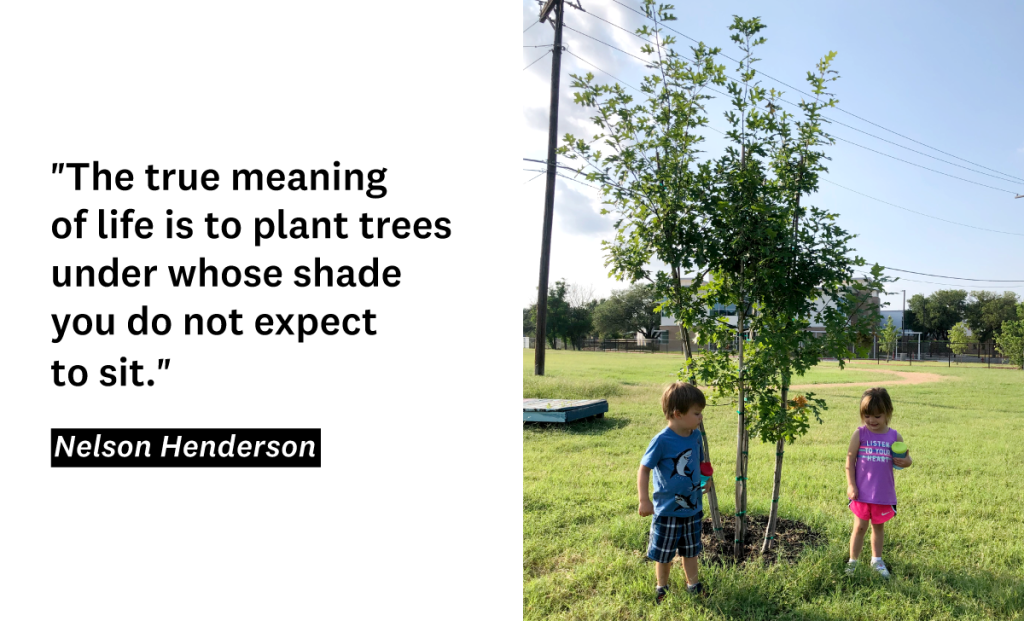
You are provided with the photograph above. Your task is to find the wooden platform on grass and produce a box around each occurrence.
[523,399,608,423]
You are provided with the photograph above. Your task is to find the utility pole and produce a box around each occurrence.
[533,0,564,376]
[901,290,906,362]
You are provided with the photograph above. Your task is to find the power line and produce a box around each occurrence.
[857,271,1024,290]
[698,83,1020,194]
[524,170,546,184]
[580,4,654,44]
[607,0,1024,185]
[829,136,1017,195]
[524,49,552,71]
[562,23,650,64]
[529,162,1024,287]
[530,39,1024,293]
[821,180,1024,237]
[881,267,1024,283]
[525,20,539,34]
[523,157,580,173]
[573,7,1022,193]
[823,116,1024,185]
[564,49,641,93]
[524,167,607,193]
[557,48,1024,241]
[563,19,1021,194]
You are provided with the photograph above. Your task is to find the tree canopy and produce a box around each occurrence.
[995,303,1024,369]
[526,280,598,349]
[560,8,889,558]
[966,291,1020,342]
[879,316,899,358]
[907,290,968,339]
[592,284,661,339]
[903,290,1018,341]
[948,320,973,358]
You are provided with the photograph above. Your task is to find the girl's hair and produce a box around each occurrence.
[860,387,894,423]
[662,382,706,419]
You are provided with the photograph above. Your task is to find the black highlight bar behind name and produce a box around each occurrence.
[51,428,321,467]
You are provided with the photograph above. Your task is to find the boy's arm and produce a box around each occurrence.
[845,431,859,500]
[638,466,654,516]
[893,431,913,468]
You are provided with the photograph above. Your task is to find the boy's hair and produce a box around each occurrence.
[860,387,894,423]
[661,382,706,419]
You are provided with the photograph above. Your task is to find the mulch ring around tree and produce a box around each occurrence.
[699,515,825,566]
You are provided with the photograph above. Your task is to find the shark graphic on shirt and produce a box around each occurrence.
[669,449,701,510]
[670,449,695,479]
[674,490,699,511]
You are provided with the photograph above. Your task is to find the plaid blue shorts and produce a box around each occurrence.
[647,511,703,563]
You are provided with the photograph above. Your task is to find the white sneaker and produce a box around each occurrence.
[871,559,891,579]
[845,560,857,575]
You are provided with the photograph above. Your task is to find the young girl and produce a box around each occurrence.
[844,387,912,578]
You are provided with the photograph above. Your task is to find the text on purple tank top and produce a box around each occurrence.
[855,426,897,505]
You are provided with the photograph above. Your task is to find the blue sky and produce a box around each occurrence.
[521,0,1024,309]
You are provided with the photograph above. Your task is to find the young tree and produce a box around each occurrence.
[558,0,730,538]
[683,16,890,558]
[948,320,973,363]
[995,303,1024,369]
[879,316,899,361]
[679,17,897,557]
[686,17,787,557]
[560,8,888,559]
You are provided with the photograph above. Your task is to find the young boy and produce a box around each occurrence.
[638,381,708,604]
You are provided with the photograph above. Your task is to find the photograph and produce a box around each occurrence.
[522,1,1024,618]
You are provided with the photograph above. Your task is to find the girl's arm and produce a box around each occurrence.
[894,432,913,468]
[845,431,859,500]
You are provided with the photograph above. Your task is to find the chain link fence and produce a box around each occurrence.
[524,337,670,353]
[864,338,1017,368]
[525,336,1021,368]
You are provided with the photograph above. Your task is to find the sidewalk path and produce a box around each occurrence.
[790,369,950,390]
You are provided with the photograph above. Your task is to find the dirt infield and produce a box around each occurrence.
[790,369,950,390]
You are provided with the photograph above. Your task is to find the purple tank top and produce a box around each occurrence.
[855,426,897,505]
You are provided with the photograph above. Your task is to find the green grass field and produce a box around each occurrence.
[524,350,1024,620]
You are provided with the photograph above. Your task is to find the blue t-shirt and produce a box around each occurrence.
[641,427,704,518]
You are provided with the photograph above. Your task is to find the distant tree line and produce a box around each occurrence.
[903,290,1023,368]
[524,282,660,348]
[523,285,1024,367]
[905,290,1019,341]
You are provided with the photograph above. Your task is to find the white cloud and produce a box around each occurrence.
[554,180,613,236]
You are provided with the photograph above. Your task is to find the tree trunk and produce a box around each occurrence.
[682,324,725,542]
[762,195,799,555]
[762,386,786,553]
[735,300,747,560]
[699,421,725,541]
[739,343,750,553]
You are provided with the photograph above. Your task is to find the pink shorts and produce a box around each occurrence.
[849,500,896,524]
